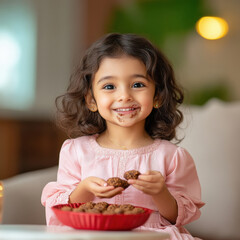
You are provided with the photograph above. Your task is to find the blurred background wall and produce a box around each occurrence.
[0,0,239,179]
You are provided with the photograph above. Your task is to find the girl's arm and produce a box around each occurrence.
[128,171,178,224]
[41,140,80,206]
[41,139,82,225]
[152,185,178,224]
[165,147,205,226]
[41,139,124,225]
[128,147,205,226]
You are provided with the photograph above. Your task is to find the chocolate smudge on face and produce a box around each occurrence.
[115,109,139,122]
[116,115,124,122]
[130,111,137,118]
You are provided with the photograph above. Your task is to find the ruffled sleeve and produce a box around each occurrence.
[166,147,205,227]
[41,139,81,225]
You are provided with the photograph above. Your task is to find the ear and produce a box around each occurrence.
[153,98,161,109]
[85,91,98,112]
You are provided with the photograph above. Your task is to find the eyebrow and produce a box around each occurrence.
[96,74,149,85]
[96,76,113,85]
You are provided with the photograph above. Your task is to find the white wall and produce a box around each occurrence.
[34,0,85,118]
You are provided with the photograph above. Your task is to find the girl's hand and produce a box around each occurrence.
[128,170,178,224]
[82,176,124,198]
[127,170,166,196]
[69,176,124,203]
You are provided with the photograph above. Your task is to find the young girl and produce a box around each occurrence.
[41,33,204,239]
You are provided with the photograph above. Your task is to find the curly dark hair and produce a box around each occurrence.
[56,33,184,142]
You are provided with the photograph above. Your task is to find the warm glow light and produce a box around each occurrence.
[196,16,228,40]
[0,182,3,198]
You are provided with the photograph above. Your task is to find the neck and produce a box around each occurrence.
[97,124,153,150]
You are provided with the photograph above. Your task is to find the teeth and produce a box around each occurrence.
[116,108,135,112]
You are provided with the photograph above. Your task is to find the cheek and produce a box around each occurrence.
[141,95,154,108]
[96,95,112,109]
[140,96,154,116]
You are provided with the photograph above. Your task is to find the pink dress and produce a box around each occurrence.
[41,135,205,239]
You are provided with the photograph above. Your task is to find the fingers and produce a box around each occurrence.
[128,178,153,188]
[128,171,163,184]
[129,180,164,195]
[130,183,147,193]
[86,177,126,198]
[97,185,115,193]
[85,177,113,194]
[96,187,124,198]
[127,171,165,195]
[90,180,115,193]
[141,170,160,177]
[92,177,108,187]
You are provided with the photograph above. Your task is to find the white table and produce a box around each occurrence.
[0,225,170,240]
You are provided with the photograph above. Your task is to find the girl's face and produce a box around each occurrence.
[87,55,156,129]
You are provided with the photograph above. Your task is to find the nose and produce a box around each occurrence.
[117,87,133,102]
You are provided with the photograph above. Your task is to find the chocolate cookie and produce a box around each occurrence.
[102,210,116,215]
[119,204,135,211]
[106,177,129,189]
[71,202,95,212]
[114,208,124,214]
[85,208,102,214]
[94,202,109,212]
[72,206,85,212]
[107,204,120,211]
[132,207,145,214]
[124,170,141,180]
[60,202,146,215]
[80,201,95,210]
[61,206,72,211]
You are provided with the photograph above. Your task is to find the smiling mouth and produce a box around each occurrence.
[113,107,140,118]
[115,107,137,112]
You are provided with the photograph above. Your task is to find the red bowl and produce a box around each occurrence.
[52,203,153,231]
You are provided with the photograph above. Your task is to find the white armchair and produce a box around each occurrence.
[2,166,57,224]
[179,99,240,240]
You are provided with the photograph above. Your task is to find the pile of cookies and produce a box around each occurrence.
[106,170,141,189]
[61,202,144,215]
[61,170,143,215]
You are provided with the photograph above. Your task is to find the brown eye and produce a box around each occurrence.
[132,82,145,88]
[103,84,115,90]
